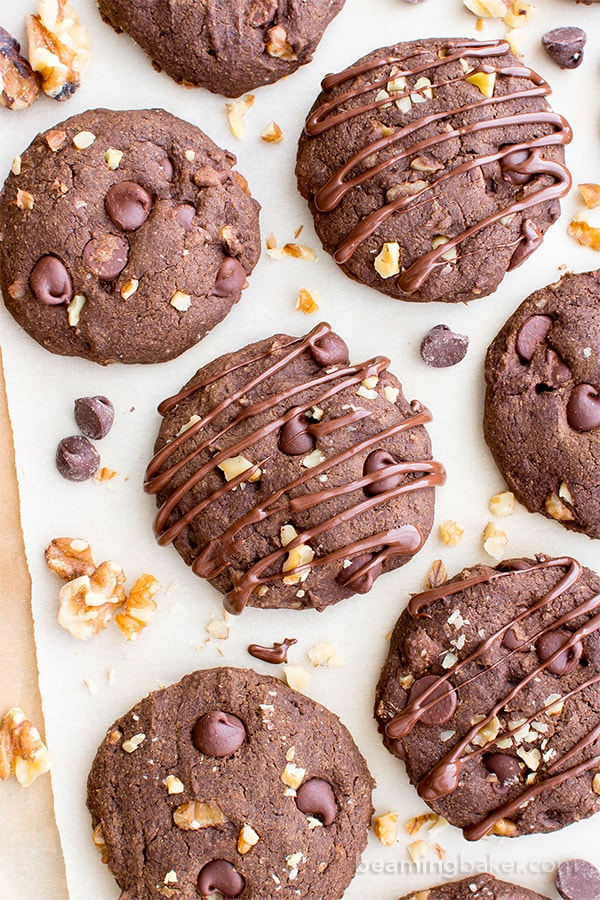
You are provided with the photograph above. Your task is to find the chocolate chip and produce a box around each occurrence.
[544,348,572,388]
[556,859,600,900]
[56,435,101,481]
[29,255,72,305]
[279,413,315,456]
[74,396,115,440]
[536,629,582,675]
[502,627,530,652]
[336,553,382,594]
[483,752,521,789]
[408,674,457,725]
[197,860,245,898]
[309,330,349,368]
[210,257,246,298]
[160,157,174,181]
[515,315,552,363]
[419,324,469,368]
[362,449,403,496]
[174,203,195,231]
[192,711,246,756]
[295,778,337,825]
[566,383,600,432]
[500,147,532,185]
[542,27,587,70]
[104,181,153,231]
[82,235,129,280]
[508,218,543,271]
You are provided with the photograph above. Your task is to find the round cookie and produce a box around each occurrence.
[87,666,374,900]
[144,322,445,613]
[0,108,261,364]
[375,555,600,839]
[398,874,550,900]
[97,0,346,98]
[296,37,571,304]
[484,269,600,539]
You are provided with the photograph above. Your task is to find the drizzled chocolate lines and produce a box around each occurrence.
[385,557,600,839]
[145,323,444,613]
[304,39,571,290]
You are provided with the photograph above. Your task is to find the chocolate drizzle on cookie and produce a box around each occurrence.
[145,323,445,613]
[385,556,600,841]
[304,39,571,292]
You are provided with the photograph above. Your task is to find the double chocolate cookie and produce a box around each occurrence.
[97,0,346,98]
[296,38,571,303]
[484,269,600,539]
[0,108,260,364]
[375,555,600,839]
[398,874,550,900]
[145,322,445,613]
[87,667,374,900]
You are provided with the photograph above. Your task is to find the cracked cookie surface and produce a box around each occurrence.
[0,108,261,364]
[87,666,374,900]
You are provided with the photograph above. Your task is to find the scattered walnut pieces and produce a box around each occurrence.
[91,823,109,864]
[265,25,296,61]
[225,94,255,139]
[46,537,95,579]
[489,491,515,517]
[439,520,464,547]
[237,824,260,854]
[568,211,600,252]
[0,707,52,786]
[173,800,227,830]
[261,121,283,143]
[114,574,160,641]
[282,665,310,693]
[373,811,398,846]
[307,642,344,668]
[295,288,320,314]
[579,184,600,210]
[405,813,441,836]
[482,522,508,559]
[266,237,316,261]
[26,0,90,100]
[0,26,41,110]
[425,558,447,589]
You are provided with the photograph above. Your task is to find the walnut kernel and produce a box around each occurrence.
[0,27,40,110]
[0,707,52,786]
[173,800,227,830]
[114,574,160,641]
[26,0,90,100]
[373,811,398,846]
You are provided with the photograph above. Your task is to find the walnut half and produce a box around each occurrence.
[0,26,41,110]
[26,0,90,101]
[0,708,52,786]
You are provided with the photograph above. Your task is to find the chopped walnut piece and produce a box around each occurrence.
[466,70,496,98]
[282,543,314,584]
[265,25,297,61]
[593,772,600,795]
[238,824,260,854]
[206,617,229,640]
[407,839,429,862]
[120,278,139,300]
[0,707,52,786]
[307,643,344,668]
[218,455,262,484]
[261,121,283,143]
[490,817,518,836]
[173,800,227,830]
[471,714,501,746]
[114,574,160,641]
[374,242,400,278]
[105,147,123,170]
[170,290,191,312]
[425,558,447,589]
[282,666,310,693]
[463,0,508,15]
[225,95,255,140]
[26,0,90,100]
[568,212,600,252]
[0,27,41,110]
[439,520,464,547]
[164,774,184,794]
[489,491,515,517]
[482,522,508,559]
[296,288,320,314]
[46,537,95,580]
[16,189,34,210]
[405,813,440,835]
[281,761,306,790]
[58,560,127,640]
[373,811,399,846]
[545,491,575,522]
[92,823,109,864]
[267,242,317,261]
[45,129,66,151]
[579,184,600,210]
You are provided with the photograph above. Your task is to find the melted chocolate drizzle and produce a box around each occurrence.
[304,39,572,292]
[145,323,445,613]
[385,556,600,840]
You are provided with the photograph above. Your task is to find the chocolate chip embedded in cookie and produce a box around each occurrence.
[87,666,374,900]
[144,322,445,612]
[398,874,550,900]
[0,108,260,364]
[375,555,600,840]
[96,0,346,98]
[296,38,571,303]
[483,269,600,539]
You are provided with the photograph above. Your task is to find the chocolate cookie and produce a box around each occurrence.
[296,38,571,304]
[398,874,550,900]
[97,0,346,98]
[145,322,445,613]
[87,666,374,900]
[375,555,600,840]
[483,269,600,539]
[0,108,260,364]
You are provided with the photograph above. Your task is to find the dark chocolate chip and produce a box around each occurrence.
[192,711,246,756]
[295,778,337,825]
[278,414,315,456]
[556,859,600,900]
[502,628,531,652]
[74,396,115,440]
[160,157,174,181]
[197,860,245,898]
[500,148,532,185]
[363,449,403,496]
[515,315,552,363]
[336,553,382,594]
[419,324,469,368]
[309,331,349,368]
[29,255,72,305]
[56,435,101,481]
[542,27,587,70]
[210,257,246,298]
[174,203,195,231]
[508,219,543,271]
[566,384,600,432]
[82,234,129,279]
[544,349,572,388]
[536,629,582,675]
[408,674,457,725]
[483,752,521,788]
[104,181,153,231]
